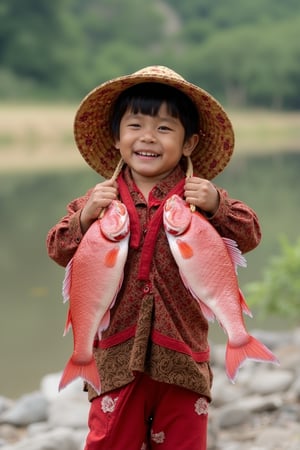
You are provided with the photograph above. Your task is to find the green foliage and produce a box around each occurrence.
[0,0,85,98]
[245,236,300,320]
[0,0,300,108]
[182,17,300,108]
[165,0,300,26]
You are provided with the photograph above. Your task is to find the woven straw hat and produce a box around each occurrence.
[74,65,234,180]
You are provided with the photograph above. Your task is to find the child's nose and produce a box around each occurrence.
[140,129,156,142]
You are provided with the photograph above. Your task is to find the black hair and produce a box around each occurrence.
[111,82,200,141]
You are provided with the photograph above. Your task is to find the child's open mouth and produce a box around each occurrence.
[136,151,160,158]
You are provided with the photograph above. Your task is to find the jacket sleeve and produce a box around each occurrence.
[46,190,92,267]
[208,187,262,254]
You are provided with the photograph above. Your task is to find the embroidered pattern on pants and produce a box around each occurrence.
[151,429,165,444]
[101,395,119,413]
[194,397,208,415]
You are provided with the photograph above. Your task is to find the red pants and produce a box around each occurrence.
[85,373,208,450]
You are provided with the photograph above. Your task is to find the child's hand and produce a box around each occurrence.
[80,179,118,232]
[184,177,219,215]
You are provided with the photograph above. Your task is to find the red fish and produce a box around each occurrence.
[59,200,130,394]
[163,194,279,382]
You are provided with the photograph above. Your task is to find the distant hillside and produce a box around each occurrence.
[0,0,299,108]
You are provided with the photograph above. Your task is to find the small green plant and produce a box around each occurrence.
[246,235,300,320]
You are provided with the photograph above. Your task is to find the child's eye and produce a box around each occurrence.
[159,125,172,131]
[128,122,141,128]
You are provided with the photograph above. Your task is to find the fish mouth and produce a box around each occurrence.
[164,222,189,236]
[107,230,129,241]
[163,211,191,235]
[101,224,130,241]
[100,201,130,241]
[101,214,130,241]
[163,196,192,235]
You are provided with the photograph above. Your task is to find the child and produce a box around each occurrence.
[47,66,261,450]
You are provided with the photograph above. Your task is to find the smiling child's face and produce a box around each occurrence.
[114,102,198,184]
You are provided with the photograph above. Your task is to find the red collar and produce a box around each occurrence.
[117,168,185,280]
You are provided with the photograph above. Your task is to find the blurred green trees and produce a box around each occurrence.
[246,236,300,321]
[0,0,299,108]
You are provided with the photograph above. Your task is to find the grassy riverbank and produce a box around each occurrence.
[0,104,299,173]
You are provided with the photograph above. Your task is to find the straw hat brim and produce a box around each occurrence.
[74,66,234,180]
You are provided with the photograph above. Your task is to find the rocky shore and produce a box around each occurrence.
[1,328,299,450]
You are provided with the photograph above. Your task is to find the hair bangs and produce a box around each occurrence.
[111,82,199,140]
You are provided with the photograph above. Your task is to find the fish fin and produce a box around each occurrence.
[239,288,253,317]
[98,310,111,339]
[176,239,194,259]
[104,246,120,268]
[198,300,216,322]
[225,335,280,383]
[63,308,72,336]
[59,357,101,395]
[222,237,247,272]
[62,259,73,303]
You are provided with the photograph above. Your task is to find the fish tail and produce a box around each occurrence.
[59,357,101,395]
[225,335,279,383]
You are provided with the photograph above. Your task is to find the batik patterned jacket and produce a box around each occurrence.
[47,164,261,401]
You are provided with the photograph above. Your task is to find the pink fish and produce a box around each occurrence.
[163,194,279,382]
[59,200,130,394]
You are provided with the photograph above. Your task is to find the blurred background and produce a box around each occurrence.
[0,0,299,399]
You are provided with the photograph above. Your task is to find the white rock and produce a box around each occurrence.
[290,376,300,399]
[211,372,245,406]
[233,394,282,412]
[48,397,89,429]
[254,424,300,449]
[217,405,251,428]
[0,427,81,450]
[248,369,294,395]
[0,397,14,416]
[0,392,48,426]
